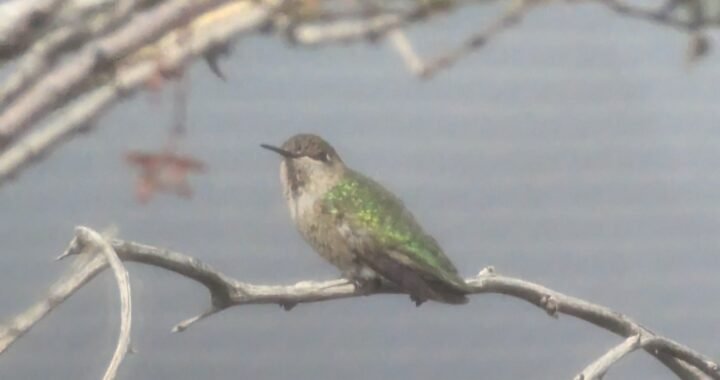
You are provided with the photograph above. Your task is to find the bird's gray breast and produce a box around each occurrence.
[287,191,354,270]
[287,192,377,281]
[286,190,317,222]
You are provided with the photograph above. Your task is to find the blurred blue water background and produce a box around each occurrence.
[1,3,720,379]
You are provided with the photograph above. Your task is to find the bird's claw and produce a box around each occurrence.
[351,277,381,295]
[279,301,297,311]
[410,295,426,307]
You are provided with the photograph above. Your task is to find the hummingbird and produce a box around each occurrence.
[261,134,471,305]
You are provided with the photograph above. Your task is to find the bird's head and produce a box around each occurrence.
[261,134,345,195]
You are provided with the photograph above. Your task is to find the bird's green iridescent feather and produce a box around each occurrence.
[323,170,465,287]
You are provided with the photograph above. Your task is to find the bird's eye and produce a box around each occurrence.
[312,152,331,162]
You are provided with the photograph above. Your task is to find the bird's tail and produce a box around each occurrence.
[425,281,470,305]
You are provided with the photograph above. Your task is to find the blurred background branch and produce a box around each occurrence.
[0,0,718,188]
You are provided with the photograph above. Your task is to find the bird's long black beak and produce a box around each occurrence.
[260,144,298,159]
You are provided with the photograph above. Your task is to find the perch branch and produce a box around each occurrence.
[2,226,717,379]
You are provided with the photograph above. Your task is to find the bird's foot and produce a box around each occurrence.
[279,301,297,311]
[410,295,426,307]
[351,277,382,295]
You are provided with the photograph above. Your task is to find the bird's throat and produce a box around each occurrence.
[286,188,319,222]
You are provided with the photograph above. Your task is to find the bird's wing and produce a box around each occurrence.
[323,171,469,293]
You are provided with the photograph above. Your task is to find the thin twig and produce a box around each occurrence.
[387,28,425,75]
[172,306,221,333]
[589,0,720,30]
[575,334,644,380]
[403,0,534,78]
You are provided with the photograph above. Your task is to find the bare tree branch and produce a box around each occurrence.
[575,335,644,380]
[656,351,713,380]
[391,0,533,78]
[67,227,133,380]
[0,0,67,59]
[0,0,242,149]
[0,1,280,186]
[0,0,717,189]
[0,252,106,355]
[322,0,537,79]
[590,0,717,31]
[291,11,415,45]
[1,226,718,379]
[387,29,425,74]
[0,0,146,111]
[646,337,720,379]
